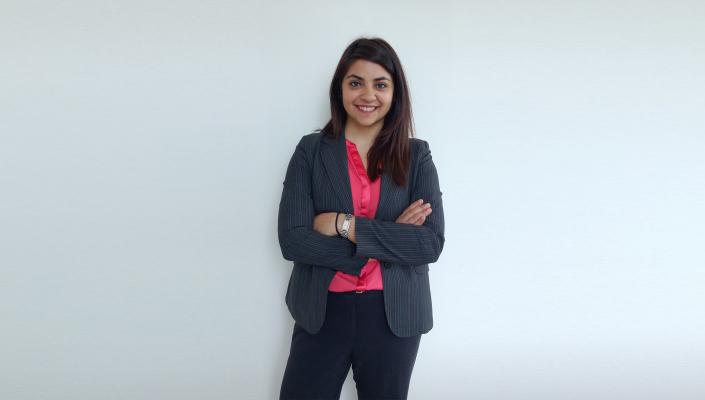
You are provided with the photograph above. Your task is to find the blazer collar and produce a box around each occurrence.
[321,132,395,219]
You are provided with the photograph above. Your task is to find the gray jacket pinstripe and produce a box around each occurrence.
[277,130,445,337]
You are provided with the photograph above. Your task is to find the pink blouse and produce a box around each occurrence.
[328,139,384,293]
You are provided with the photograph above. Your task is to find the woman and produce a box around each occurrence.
[277,37,445,400]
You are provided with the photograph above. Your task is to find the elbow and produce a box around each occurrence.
[417,224,445,264]
[278,229,295,261]
[429,233,445,263]
[280,245,293,262]
[278,226,313,262]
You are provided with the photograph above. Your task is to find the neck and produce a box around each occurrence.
[343,118,382,148]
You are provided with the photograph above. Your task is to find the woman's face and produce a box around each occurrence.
[341,59,394,132]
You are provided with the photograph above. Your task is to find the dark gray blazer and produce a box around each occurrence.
[277,130,445,338]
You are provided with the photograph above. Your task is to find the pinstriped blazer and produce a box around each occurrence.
[277,130,445,338]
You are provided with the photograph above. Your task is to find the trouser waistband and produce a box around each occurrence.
[328,289,383,297]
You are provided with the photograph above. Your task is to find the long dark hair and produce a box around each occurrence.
[319,37,415,187]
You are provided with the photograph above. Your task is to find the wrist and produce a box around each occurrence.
[348,215,356,243]
[339,213,354,240]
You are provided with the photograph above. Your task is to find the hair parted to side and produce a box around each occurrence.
[318,37,415,187]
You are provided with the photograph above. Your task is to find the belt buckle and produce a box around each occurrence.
[355,289,365,294]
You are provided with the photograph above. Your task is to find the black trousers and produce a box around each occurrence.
[279,290,422,400]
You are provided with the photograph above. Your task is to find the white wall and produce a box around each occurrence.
[1,1,704,399]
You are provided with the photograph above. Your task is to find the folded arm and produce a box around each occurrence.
[352,140,445,265]
[277,136,369,275]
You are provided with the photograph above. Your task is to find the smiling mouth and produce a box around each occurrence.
[355,105,378,112]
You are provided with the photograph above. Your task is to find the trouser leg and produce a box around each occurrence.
[350,291,422,400]
[279,292,355,400]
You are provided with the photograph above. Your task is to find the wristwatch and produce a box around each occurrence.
[340,213,353,238]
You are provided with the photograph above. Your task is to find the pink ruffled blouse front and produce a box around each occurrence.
[328,139,384,293]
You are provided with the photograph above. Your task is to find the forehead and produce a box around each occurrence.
[345,59,392,80]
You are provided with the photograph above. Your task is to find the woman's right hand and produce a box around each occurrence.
[395,199,432,225]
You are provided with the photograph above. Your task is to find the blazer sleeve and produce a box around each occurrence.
[277,136,369,275]
[353,139,445,265]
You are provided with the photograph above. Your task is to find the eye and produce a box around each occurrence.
[377,83,388,89]
[350,81,361,87]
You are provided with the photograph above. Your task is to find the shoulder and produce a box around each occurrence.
[296,130,325,151]
[289,130,324,156]
[287,131,325,168]
[409,137,432,164]
[410,137,428,151]
[302,130,324,143]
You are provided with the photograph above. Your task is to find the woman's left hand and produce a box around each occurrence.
[313,212,339,237]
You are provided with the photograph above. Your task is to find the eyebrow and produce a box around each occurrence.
[345,74,391,82]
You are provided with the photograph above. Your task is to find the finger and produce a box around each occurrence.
[398,204,422,221]
[407,203,432,221]
[398,212,418,224]
[397,200,428,223]
[397,209,412,221]
[398,208,423,224]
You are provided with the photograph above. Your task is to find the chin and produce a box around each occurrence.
[357,119,379,128]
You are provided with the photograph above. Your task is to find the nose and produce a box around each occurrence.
[360,86,377,102]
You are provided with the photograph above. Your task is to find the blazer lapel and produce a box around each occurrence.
[321,132,354,214]
[321,132,394,219]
